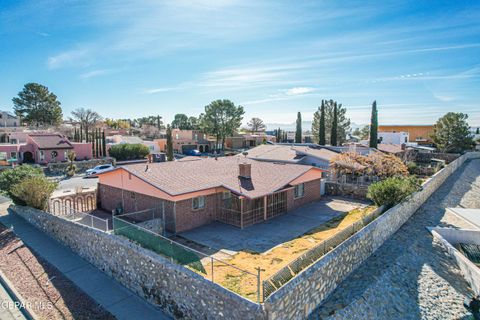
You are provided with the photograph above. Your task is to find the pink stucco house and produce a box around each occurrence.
[0,133,92,166]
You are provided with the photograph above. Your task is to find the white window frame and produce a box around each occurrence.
[0,152,6,161]
[192,196,206,210]
[294,183,305,199]
[39,150,45,161]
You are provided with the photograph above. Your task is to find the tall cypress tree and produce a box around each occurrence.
[166,125,174,161]
[369,100,378,148]
[319,100,326,145]
[96,128,100,158]
[80,124,84,142]
[295,112,302,143]
[331,102,338,146]
[102,130,107,157]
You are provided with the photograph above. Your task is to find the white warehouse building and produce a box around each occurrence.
[378,131,409,145]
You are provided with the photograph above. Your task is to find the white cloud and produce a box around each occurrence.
[285,87,316,96]
[79,69,111,79]
[47,49,90,69]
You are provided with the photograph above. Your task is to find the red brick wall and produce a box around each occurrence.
[291,178,321,210]
[174,194,217,233]
[98,184,176,231]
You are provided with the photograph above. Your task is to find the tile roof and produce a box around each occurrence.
[119,156,319,199]
[245,144,303,162]
[376,144,404,154]
[28,134,73,150]
[291,146,339,161]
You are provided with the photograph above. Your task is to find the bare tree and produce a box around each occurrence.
[70,108,103,134]
[247,117,266,133]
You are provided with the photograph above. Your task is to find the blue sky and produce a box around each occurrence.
[1,0,479,127]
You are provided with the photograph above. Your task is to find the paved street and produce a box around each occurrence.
[56,175,98,192]
[311,159,480,320]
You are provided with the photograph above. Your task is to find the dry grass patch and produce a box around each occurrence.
[197,205,377,301]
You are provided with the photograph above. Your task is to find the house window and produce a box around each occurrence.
[194,133,198,141]
[294,183,305,199]
[10,152,17,159]
[192,196,205,210]
[222,191,232,209]
[39,150,45,161]
[51,151,58,161]
[175,134,179,140]
[0,152,6,161]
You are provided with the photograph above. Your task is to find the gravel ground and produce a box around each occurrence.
[0,223,115,320]
[310,159,480,320]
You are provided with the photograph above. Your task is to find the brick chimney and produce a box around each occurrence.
[239,162,252,179]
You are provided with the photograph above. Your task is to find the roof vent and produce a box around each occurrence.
[239,162,251,179]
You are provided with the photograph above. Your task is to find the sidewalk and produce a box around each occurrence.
[0,205,170,320]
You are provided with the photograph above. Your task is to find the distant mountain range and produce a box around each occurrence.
[265,122,367,132]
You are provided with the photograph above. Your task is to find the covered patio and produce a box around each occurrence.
[215,189,288,229]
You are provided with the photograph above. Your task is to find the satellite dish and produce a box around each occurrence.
[242,151,248,157]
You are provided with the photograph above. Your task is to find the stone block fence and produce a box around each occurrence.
[46,158,115,175]
[10,151,480,319]
[263,152,480,319]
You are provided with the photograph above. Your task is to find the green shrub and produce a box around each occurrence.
[108,143,150,161]
[367,176,421,208]
[65,151,77,177]
[11,175,58,210]
[0,165,43,204]
[406,162,418,174]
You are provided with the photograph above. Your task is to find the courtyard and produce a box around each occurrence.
[180,196,369,253]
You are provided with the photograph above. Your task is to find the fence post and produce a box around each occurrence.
[105,218,109,232]
[211,257,214,282]
[256,267,261,304]
[91,216,94,228]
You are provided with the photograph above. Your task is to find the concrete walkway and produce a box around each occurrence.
[181,197,368,253]
[0,206,170,320]
[0,279,27,320]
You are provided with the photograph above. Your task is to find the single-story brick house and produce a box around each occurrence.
[0,133,92,166]
[97,156,325,233]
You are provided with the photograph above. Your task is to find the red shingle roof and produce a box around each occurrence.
[29,134,73,150]
[118,156,320,199]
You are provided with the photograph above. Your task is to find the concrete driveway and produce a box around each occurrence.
[180,196,370,253]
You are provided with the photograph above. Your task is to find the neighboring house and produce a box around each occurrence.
[97,157,325,232]
[106,135,144,145]
[0,110,20,128]
[375,144,406,155]
[245,144,339,170]
[378,131,409,144]
[378,125,434,145]
[0,133,92,166]
[225,133,276,150]
[156,129,216,154]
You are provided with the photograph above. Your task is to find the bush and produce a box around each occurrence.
[330,152,409,178]
[65,151,77,177]
[0,165,44,204]
[406,161,418,174]
[367,176,421,208]
[108,143,150,161]
[11,175,58,210]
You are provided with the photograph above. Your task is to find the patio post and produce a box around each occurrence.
[240,197,244,229]
[263,196,267,220]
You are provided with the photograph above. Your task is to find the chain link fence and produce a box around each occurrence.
[112,213,263,303]
[48,204,111,232]
[262,206,384,300]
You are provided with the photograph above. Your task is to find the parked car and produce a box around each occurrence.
[184,149,202,156]
[85,164,115,177]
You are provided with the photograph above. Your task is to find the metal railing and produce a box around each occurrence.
[112,215,263,303]
[326,173,380,186]
[262,206,383,300]
[49,205,111,232]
